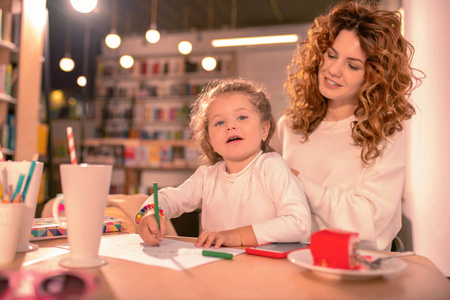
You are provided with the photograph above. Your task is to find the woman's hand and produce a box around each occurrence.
[137,212,166,246]
[195,226,257,248]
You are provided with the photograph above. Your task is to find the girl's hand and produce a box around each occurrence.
[137,212,166,246]
[195,226,257,248]
[195,230,240,248]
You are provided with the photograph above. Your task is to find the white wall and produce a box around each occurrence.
[403,0,450,276]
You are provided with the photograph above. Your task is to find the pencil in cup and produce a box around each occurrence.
[0,145,4,161]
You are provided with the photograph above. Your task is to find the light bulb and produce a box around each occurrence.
[120,55,134,69]
[77,76,87,87]
[145,29,160,44]
[201,56,217,71]
[70,0,97,13]
[178,41,193,55]
[60,57,75,72]
[50,90,65,109]
[105,33,121,49]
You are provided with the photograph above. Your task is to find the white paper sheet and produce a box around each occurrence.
[97,234,245,271]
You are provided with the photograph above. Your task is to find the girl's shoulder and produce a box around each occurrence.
[194,160,225,175]
[256,152,290,171]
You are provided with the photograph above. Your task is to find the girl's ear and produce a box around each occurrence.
[262,121,270,142]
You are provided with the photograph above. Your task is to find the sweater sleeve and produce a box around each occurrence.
[251,155,312,244]
[299,131,406,250]
[136,167,206,222]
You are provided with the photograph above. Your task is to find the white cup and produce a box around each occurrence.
[0,202,25,264]
[0,161,44,252]
[52,163,112,268]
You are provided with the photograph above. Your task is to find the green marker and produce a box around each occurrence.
[153,182,160,228]
[202,250,233,260]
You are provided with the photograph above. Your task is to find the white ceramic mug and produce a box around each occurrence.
[52,163,112,268]
[0,161,44,252]
[0,202,25,264]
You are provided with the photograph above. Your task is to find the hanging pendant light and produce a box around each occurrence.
[145,0,160,44]
[178,41,192,55]
[120,55,134,69]
[60,19,75,72]
[70,0,97,14]
[201,56,217,71]
[105,0,121,49]
[202,0,216,71]
[77,76,87,87]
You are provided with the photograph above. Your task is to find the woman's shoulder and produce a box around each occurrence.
[276,115,290,128]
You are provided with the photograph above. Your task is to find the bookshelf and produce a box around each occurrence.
[0,7,19,158]
[88,52,234,194]
[0,0,46,163]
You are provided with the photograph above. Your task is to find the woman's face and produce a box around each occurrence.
[318,29,366,108]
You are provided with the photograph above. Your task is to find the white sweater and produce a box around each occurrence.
[139,151,311,244]
[272,115,405,251]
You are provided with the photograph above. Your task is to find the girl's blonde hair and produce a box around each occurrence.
[190,78,275,165]
[284,0,423,164]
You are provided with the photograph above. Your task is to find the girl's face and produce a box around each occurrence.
[318,29,366,110]
[207,92,270,173]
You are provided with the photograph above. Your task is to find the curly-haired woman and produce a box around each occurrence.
[272,0,423,251]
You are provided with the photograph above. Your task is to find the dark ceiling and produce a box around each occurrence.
[45,0,344,95]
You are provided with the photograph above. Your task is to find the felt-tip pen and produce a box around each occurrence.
[202,250,233,260]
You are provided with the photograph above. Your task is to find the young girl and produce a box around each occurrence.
[136,78,311,248]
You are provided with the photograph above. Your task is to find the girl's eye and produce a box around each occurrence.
[237,115,248,121]
[214,120,224,126]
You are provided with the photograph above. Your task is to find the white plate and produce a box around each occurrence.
[287,248,407,280]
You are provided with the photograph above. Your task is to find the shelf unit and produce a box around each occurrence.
[87,51,234,193]
[0,14,19,158]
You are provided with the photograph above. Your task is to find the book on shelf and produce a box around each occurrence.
[1,123,8,149]
[30,216,128,241]
[1,10,12,43]
[11,13,21,47]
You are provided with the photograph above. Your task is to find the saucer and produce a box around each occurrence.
[287,248,407,280]
[16,242,39,252]
[59,256,108,268]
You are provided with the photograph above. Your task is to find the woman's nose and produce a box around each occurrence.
[328,61,342,77]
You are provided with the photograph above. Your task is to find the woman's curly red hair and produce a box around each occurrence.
[284,0,423,164]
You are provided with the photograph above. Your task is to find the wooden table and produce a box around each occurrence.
[2,234,450,300]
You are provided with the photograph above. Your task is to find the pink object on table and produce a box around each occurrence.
[310,229,360,269]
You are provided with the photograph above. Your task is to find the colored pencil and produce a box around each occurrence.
[12,173,25,203]
[21,160,36,200]
[153,182,160,228]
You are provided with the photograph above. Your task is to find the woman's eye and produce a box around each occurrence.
[237,115,248,121]
[327,52,336,59]
[348,64,360,71]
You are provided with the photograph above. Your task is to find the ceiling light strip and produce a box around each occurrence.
[211,34,298,47]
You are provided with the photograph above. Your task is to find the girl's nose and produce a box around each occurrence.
[227,122,236,130]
